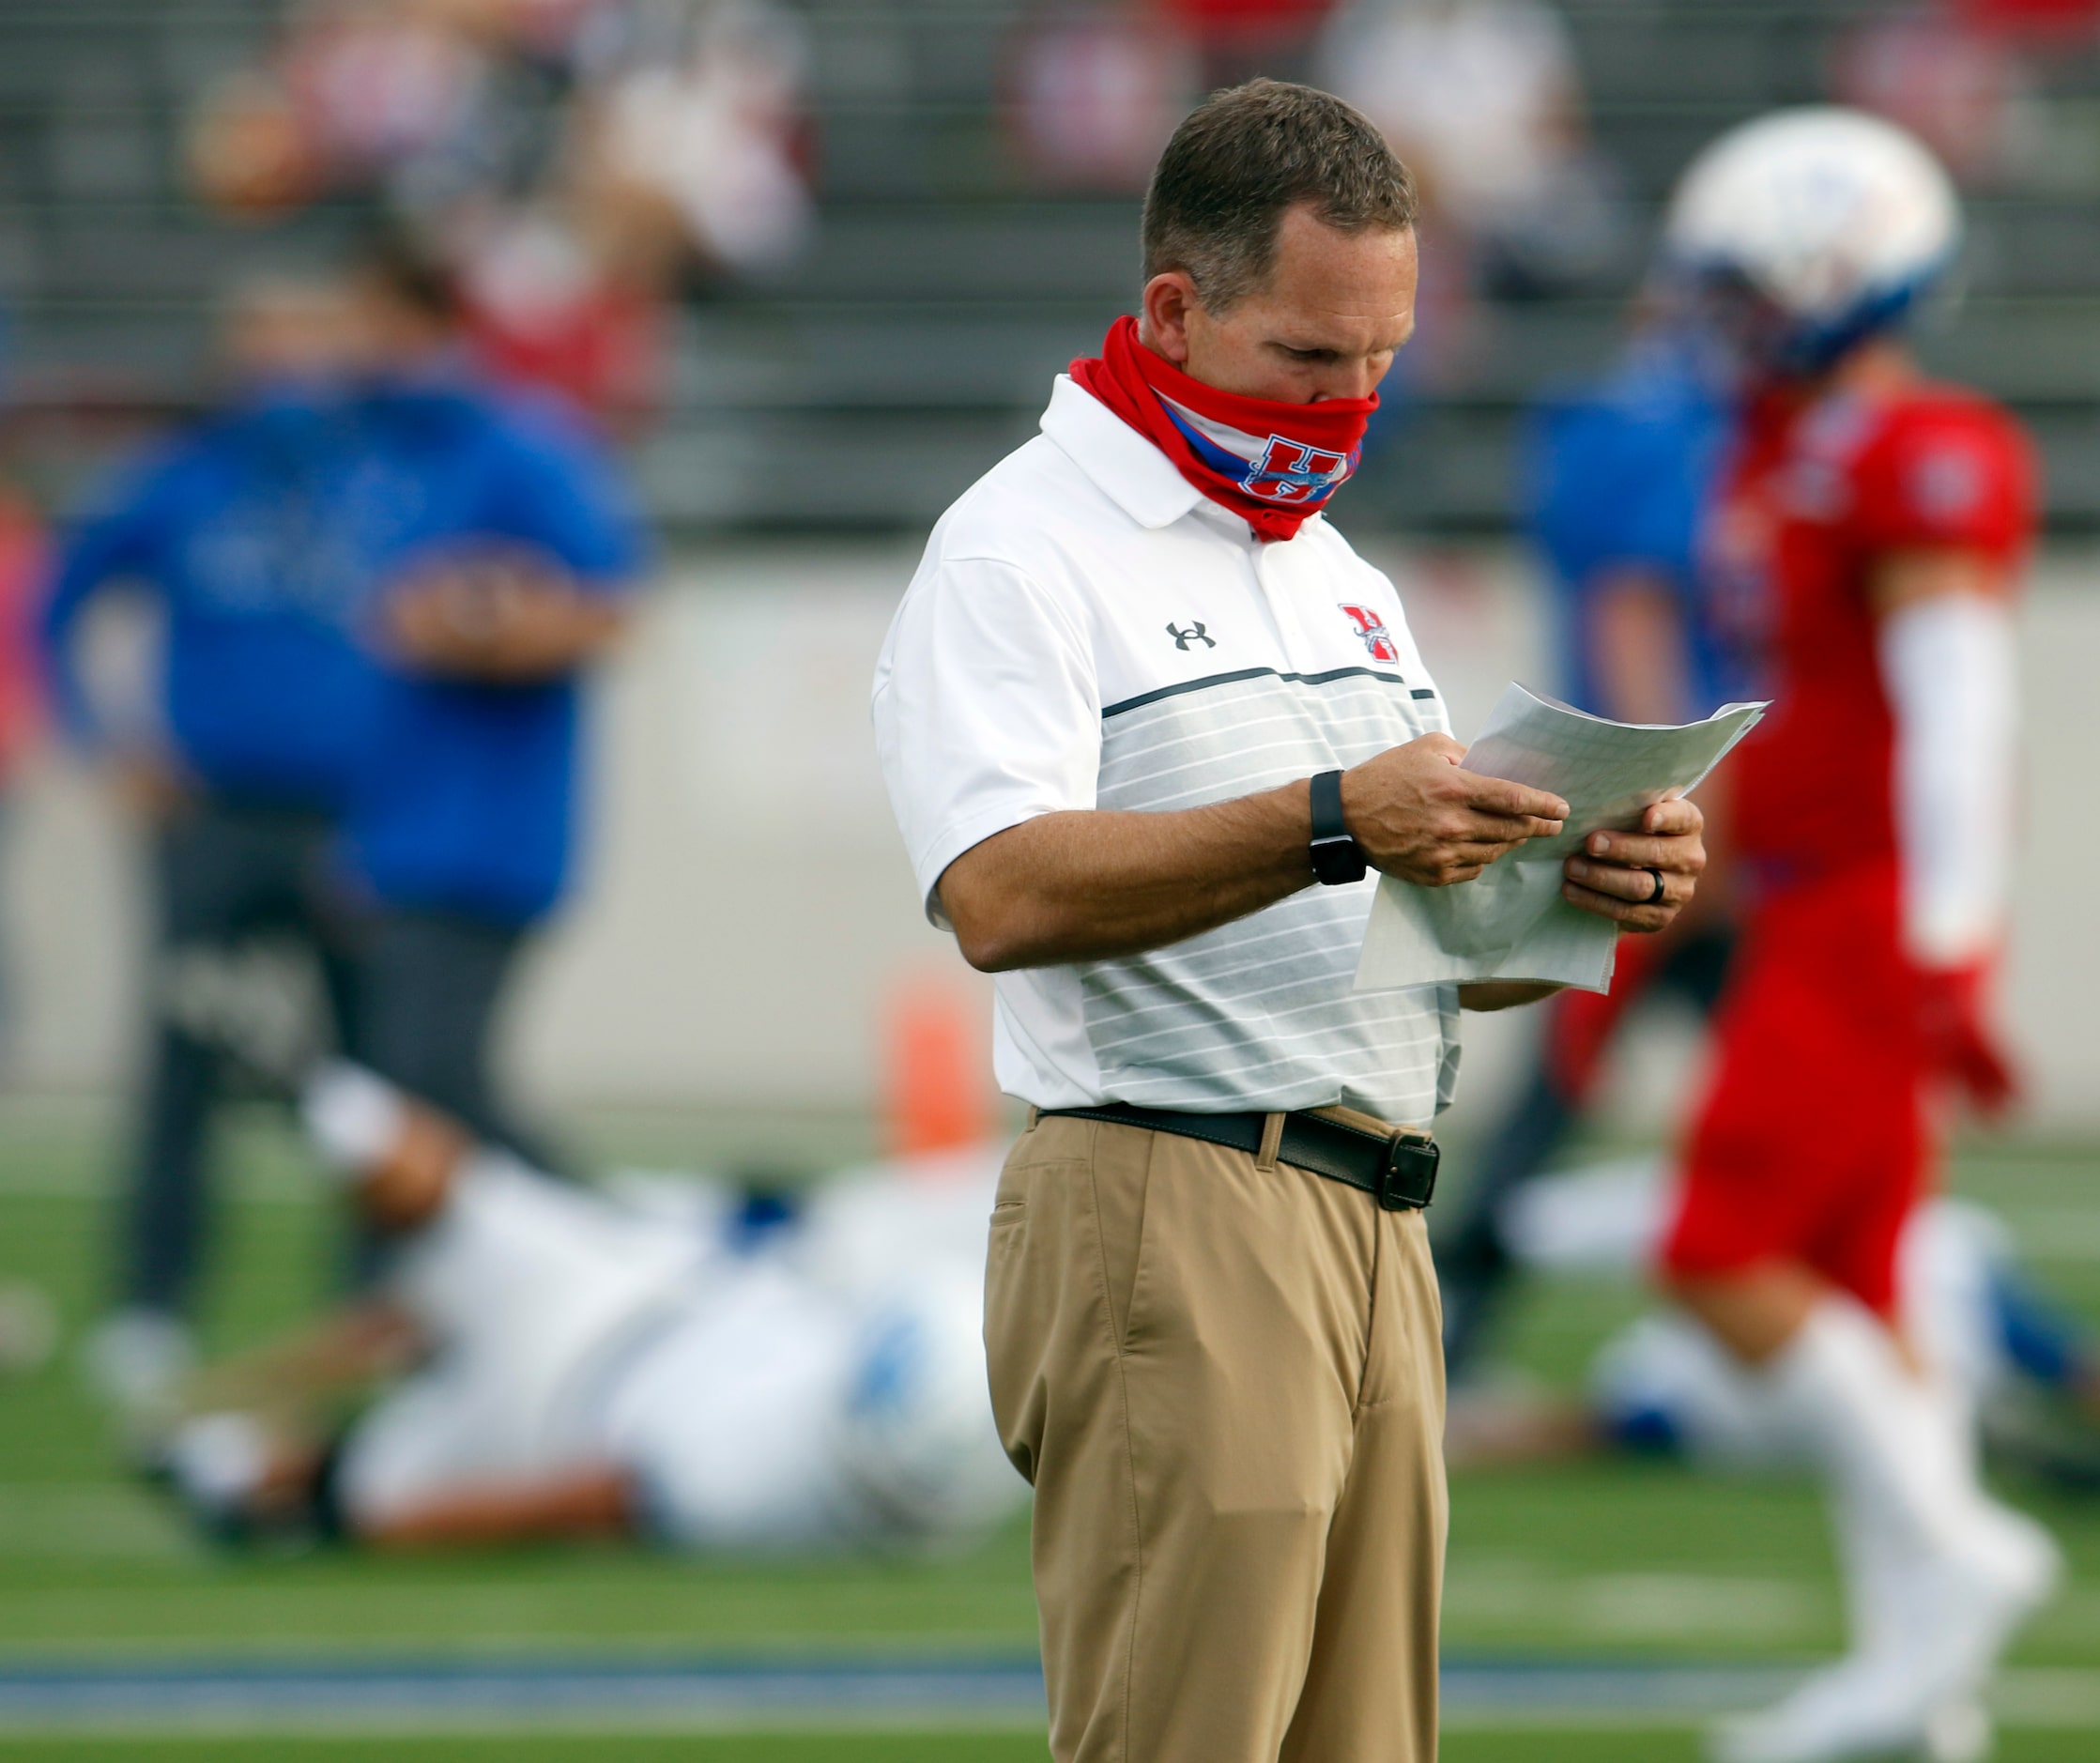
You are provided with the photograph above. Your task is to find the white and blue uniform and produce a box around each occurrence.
[336,1148,1026,1550]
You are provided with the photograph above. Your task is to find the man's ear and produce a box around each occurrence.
[1139,272,1201,366]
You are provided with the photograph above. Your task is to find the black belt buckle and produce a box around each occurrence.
[1378,1134,1439,1211]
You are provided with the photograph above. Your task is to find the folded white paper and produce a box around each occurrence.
[1354,684,1768,995]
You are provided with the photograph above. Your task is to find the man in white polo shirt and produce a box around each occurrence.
[873,81,1707,1763]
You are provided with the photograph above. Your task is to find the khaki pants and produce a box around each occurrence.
[986,1111,1447,1763]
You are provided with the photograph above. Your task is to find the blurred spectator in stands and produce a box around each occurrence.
[1003,2,1198,192]
[190,0,606,420]
[189,1,498,222]
[448,202,669,436]
[1833,1,2100,192]
[184,70,326,222]
[1832,6,2038,188]
[1317,0,1623,312]
[43,274,378,1435]
[578,0,815,282]
[466,0,815,428]
[186,0,813,432]
[279,0,499,209]
[187,0,622,223]
[335,237,646,1174]
[1157,0,1332,85]
[1957,0,2100,39]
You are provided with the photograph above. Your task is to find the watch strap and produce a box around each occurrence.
[1309,769,1367,885]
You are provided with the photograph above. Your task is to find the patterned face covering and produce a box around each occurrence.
[1069,314,1377,543]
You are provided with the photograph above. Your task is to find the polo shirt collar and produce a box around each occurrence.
[1039,374,1204,530]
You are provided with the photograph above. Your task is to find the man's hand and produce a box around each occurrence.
[110,748,193,822]
[942,736,1564,973]
[1559,797,1706,935]
[1917,964,2019,1118]
[1341,734,1568,886]
[382,549,626,682]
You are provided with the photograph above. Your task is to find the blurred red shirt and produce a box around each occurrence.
[1157,0,1331,43]
[1711,380,2034,896]
[1956,0,2100,39]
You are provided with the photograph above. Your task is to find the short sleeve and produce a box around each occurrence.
[488,413,649,590]
[41,441,187,746]
[872,555,1100,927]
[1849,403,2034,562]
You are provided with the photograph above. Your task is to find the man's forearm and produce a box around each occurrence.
[360,1466,634,1550]
[474,596,627,679]
[1589,571,1689,727]
[938,733,1586,973]
[387,578,630,681]
[940,782,1316,972]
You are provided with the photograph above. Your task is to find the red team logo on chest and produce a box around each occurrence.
[1338,604,1400,663]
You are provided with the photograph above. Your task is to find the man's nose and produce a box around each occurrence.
[1309,360,1384,402]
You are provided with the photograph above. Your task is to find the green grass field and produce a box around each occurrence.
[2,1096,2097,1760]
[4,1740,2100,1763]
[0,1735,2088,1763]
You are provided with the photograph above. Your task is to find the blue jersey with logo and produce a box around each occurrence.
[1521,342,1745,719]
[338,380,645,926]
[42,391,391,807]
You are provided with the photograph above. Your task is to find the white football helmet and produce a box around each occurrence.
[1663,107,1960,376]
[838,1266,1027,1547]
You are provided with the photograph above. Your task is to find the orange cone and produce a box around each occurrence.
[882,972,993,1158]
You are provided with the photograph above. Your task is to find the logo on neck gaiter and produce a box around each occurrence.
[1247,437,1353,505]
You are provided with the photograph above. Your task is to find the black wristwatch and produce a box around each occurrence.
[1309,768,1367,885]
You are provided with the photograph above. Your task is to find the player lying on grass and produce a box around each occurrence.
[1447,1157,2100,1492]
[152,1063,1026,1554]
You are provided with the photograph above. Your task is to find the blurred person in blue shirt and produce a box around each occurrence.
[1436,315,1755,1382]
[331,239,644,1166]
[47,246,645,1430]
[44,274,384,1423]
[1527,328,1747,722]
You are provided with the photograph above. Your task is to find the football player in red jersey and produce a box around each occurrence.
[1654,110,2060,1763]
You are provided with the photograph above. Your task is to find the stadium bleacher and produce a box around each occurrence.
[5,0,2099,531]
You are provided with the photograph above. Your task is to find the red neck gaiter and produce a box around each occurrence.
[1069,314,1376,542]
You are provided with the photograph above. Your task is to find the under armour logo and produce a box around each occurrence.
[1167,621,1215,651]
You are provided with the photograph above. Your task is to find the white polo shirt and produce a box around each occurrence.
[872,375,1460,1126]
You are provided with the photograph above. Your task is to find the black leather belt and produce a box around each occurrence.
[1038,1102,1437,1211]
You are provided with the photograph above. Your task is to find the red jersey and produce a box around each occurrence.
[1710,378,2034,893]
